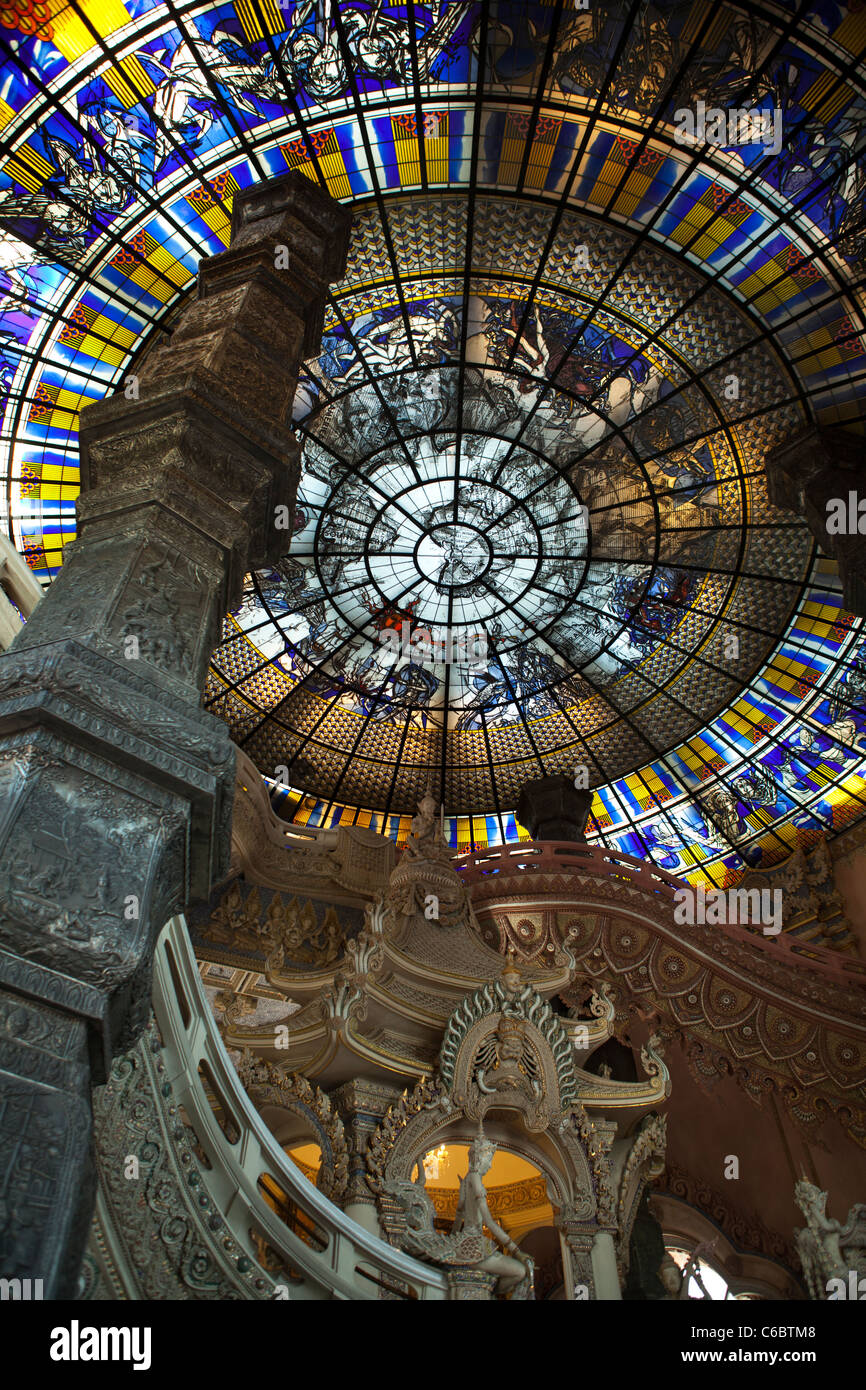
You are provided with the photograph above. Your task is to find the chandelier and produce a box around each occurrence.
[422,1145,450,1181]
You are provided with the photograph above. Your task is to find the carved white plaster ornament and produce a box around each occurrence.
[234,1053,349,1203]
[793,1179,866,1300]
[378,1119,535,1299]
[406,787,452,864]
[361,955,662,1298]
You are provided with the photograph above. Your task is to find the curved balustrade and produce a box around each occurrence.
[455,842,866,985]
[456,840,680,895]
[152,914,447,1301]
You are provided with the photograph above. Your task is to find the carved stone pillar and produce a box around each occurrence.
[590,1229,623,1300]
[556,1219,597,1300]
[332,1079,401,1237]
[764,426,866,617]
[0,171,351,1295]
[517,774,592,841]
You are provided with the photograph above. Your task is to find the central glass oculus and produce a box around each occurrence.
[416,523,493,587]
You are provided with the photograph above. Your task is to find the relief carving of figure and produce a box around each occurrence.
[476,1016,541,1103]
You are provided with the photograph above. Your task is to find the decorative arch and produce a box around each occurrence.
[235,1052,349,1205]
[363,961,663,1297]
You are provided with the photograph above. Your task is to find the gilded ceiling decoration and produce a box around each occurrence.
[1,0,864,890]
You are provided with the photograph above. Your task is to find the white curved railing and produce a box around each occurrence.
[152,915,447,1301]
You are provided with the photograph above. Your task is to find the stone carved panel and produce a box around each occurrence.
[90,1020,278,1300]
[0,991,93,1296]
[0,738,185,1007]
[112,545,208,679]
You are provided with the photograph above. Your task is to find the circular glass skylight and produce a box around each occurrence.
[1,0,864,885]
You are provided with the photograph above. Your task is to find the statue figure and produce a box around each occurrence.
[450,1131,535,1297]
[794,1179,866,1300]
[406,787,453,864]
[387,787,475,927]
[498,952,534,1012]
[382,1128,535,1299]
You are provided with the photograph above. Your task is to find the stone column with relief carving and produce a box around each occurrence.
[333,1078,401,1237]
[0,172,351,1295]
[555,1217,597,1300]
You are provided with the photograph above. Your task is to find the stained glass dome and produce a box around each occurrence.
[1,0,864,891]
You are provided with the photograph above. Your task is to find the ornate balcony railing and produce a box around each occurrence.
[151,914,447,1300]
[455,841,866,984]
